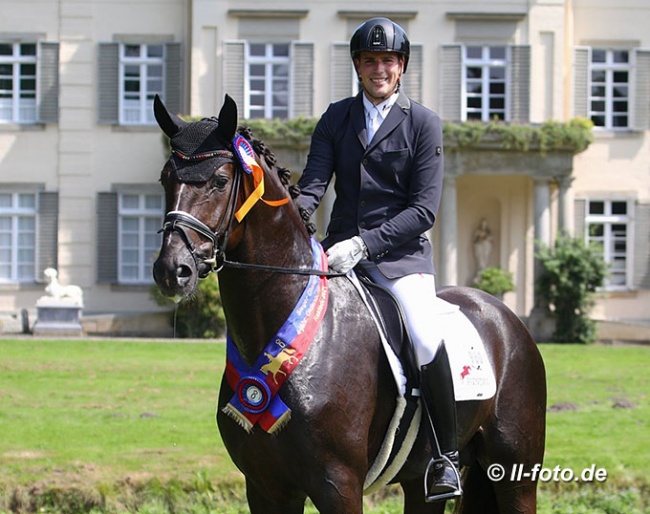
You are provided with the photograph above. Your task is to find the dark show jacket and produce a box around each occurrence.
[297,91,444,279]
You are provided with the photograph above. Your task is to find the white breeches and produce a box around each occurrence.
[360,265,458,367]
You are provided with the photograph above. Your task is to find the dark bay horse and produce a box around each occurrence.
[152,95,547,514]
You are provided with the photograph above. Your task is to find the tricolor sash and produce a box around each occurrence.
[222,239,329,433]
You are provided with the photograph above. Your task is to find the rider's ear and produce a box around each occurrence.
[153,94,187,138]
[217,94,238,142]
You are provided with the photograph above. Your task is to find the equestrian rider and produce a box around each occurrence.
[297,17,462,503]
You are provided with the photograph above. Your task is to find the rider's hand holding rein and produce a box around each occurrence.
[326,236,368,273]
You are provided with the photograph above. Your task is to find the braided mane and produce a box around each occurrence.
[236,126,316,236]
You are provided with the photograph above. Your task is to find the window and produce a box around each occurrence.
[463,45,507,121]
[246,43,290,119]
[589,49,630,129]
[0,193,37,282]
[0,42,37,123]
[585,200,630,289]
[441,43,529,122]
[98,41,180,126]
[118,193,163,283]
[119,44,164,125]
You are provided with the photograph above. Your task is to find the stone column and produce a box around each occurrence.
[529,177,555,340]
[439,175,458,286]
[557,176,575,236]
[534,178,552,249]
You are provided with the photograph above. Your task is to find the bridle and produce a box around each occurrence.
[159,146,345,278]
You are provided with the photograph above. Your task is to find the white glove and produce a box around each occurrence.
[326,236,368,273]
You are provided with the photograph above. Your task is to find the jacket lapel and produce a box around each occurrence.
[351,94,368,148]
[366,91,411,153]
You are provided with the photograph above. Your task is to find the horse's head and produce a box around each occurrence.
[152,94,245,300]
[152,95,317,301]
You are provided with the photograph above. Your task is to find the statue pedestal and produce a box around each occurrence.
[33,298,84,337]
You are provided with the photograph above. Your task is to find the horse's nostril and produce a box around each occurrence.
[177,265,192,279]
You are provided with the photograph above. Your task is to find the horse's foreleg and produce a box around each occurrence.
[245,477,306,514]
[307,469,365,514]
[401,477,448,514]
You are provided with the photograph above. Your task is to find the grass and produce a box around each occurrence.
[0,339,648,513]
[0,339,234,487]
[539,343,649,486]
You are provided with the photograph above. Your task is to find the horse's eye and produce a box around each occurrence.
[211,174,229,191]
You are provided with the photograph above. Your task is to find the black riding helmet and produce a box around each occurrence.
[350,17,410,72]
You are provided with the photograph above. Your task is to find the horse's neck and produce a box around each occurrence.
[219,212,314,365]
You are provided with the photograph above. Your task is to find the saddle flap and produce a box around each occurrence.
[357,275,420,393]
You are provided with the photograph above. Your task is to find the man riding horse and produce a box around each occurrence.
[297,17,461,502]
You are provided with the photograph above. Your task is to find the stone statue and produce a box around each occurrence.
[473,218,493,279]
[40,268,84,306]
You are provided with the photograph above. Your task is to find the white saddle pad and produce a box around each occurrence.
[433,307,497,401]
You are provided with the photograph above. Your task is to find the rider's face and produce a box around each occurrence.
[355,51,404,104]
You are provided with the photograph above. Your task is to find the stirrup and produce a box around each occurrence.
[423,454,462,503]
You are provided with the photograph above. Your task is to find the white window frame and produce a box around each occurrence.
[0,42,37,124]
[0,192,37,283]
[245,42,291,119]
[584,199,633,290]
[588,48,631,130]
[462,45,508,122]
[118,43,165,125]
[117,193,164,284]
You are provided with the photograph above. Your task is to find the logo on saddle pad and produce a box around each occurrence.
[260,344,298,384]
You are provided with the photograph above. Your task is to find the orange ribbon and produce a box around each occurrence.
[234,138,289,222]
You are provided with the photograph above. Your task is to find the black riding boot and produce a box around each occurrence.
[420,342,462,503]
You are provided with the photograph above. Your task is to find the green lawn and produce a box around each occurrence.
[539,344,649,486]
[0,339,234,487]
[0,339,648,513]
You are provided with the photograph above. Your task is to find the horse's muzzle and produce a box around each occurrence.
[153,243,198,299]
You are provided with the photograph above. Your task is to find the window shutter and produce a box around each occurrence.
[509,45,531,123]
[291,42,314,117]
[164,42,182,115]
[574,199,586,241]
[440,44,462,121]
[37,42,59,124]
[631,49,650,131]
[38,191,58,274]
[572,47,590,119]
[223,41,246,113]
[97,192,118,284]
[331,43,353,103]
[633,203,650,289]
[98,43,120,124]
[402,44,422,104]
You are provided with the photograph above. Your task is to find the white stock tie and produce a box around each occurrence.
[367,108,380,143]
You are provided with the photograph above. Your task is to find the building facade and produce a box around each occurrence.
[1,0,648,336]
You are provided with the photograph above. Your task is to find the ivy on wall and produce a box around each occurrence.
[170,116,594,155]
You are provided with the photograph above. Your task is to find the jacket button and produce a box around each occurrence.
[360,200,366,207]
[359,222,366,228]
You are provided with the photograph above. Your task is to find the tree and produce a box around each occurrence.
[151,273,226,338]
[536,235,607,343]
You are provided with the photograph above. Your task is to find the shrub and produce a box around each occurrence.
[536,235,607,343]
[151,274,226,339]
[472,267,515,297]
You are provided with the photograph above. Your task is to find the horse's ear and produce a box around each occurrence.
[153,94,187,138]
[217,94,238,141]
